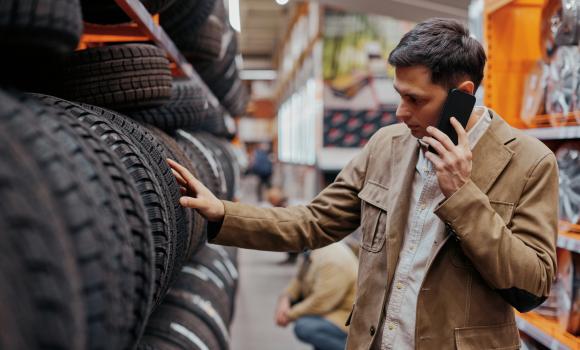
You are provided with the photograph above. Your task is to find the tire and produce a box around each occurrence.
[81,0,175,24]
[1,90,132,350]
[58,44,172,110]
[0,0,82,57]
[176,7,225,61]
[145,126,207,258]
[176,130,226,199]
[0,94,85,350]
[190,244,238,307]
[194,133,237,201]
[128,79,209,132]
[34,98,139,350]
[221,77,250,116]
[80,104,187,304]
[165,289,229,350]
[160,0,217,40]
[35,95,157,345]
[172,261,231,324]
[194,36,238,97]
[140,304,221,350]
[181,18,225,61]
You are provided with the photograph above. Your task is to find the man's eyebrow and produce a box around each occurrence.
[393,85,425,99]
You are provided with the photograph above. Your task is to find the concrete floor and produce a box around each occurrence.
[230,250,310,350]
[229,175,310,350]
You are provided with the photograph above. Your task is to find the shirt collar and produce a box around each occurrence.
[416,106,492,173]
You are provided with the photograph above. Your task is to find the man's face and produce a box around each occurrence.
[393,66,448,139]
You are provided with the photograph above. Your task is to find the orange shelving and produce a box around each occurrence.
[515,311,579,349]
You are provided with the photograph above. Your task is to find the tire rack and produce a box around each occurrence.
[79,0,222,112]
[484,0,580,348]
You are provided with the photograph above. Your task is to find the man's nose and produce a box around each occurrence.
[396,103,411,122]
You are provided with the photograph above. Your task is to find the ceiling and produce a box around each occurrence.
[238,0,472,71]
[239,0,289,70]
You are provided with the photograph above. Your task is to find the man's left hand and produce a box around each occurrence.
[423,117,472,198]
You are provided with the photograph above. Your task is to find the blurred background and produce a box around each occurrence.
[0,0,578,349]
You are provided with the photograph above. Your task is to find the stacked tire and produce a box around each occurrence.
[139,243,239,350]
[0,1,244,349]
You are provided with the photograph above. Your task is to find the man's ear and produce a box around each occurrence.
[456,80,475,95]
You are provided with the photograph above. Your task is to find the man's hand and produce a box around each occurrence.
[274,295,292,327]
[167,158,225,222]
[423,117,472,198]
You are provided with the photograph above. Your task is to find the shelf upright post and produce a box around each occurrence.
[484,0,546,128]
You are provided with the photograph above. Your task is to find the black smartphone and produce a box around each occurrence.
[428,88,476,154]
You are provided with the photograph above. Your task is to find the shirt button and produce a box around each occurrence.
[370,326,376,336]
[388,323,395,330]
[410,245,415,251]
[396,283,403,290]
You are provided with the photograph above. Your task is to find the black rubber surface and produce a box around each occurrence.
[145,126,207,258]
[160,0,217,41]
[58,44,172,110]
[33,97,138,350]
[175,0,226,61]
[129,79,209,132]
[81,0,174,24]
[1,91,131,350]
[0,0,82,56]
[143,126,192,270]
[0,91,85,350]
[36,95,157,346]
[164,288,229,350]
[140,303,221,350]
[172,261,231,324]
[181,16,225,60]
[194,133,237,201]
[190,244,238,303]
[80,104,187,305]
[176,130,225,199]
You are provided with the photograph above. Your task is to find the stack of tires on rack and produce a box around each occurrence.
[0,0,247,349]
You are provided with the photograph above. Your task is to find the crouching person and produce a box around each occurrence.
[274,242,358,350]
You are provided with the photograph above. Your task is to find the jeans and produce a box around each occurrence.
[294,316,347,350]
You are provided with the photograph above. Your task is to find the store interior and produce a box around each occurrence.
[0,0,579,349]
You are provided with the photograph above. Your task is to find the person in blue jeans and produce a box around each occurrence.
[293,315,348,350]
[274,242,358,350]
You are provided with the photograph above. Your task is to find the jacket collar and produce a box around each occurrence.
[470,109,515,193]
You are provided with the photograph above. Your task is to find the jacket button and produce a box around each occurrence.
[370,326,376,336]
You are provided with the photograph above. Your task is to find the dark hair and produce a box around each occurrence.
[388,18,487,91]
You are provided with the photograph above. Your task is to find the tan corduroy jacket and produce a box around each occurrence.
[210,111,559,349]
[284,242,358,332]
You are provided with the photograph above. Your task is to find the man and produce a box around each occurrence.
[274,242,358,350]
[169,18,558,349]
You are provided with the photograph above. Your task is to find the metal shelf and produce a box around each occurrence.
[515,312,578,350]
[84,0,222,110]
[521,126,580,140]
[557,231,580,254]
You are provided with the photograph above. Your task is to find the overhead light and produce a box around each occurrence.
[276,0,289,5]
[240,70,278,80]
[229,0,241,32]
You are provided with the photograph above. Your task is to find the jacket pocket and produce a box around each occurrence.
[358,181,389,253]
[454,322,520,349]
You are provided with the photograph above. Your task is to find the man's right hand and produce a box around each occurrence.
[167,158,225,222]
[275,295,292,327]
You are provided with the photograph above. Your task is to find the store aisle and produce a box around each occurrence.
[230,249,310,350]
[230,175,309,349]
